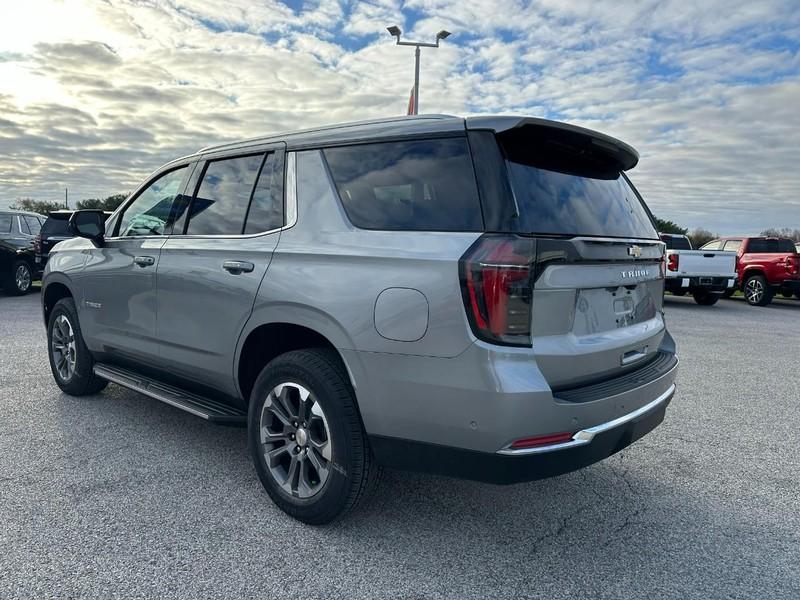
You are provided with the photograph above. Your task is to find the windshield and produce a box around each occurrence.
[42,215,72,236]
[501,135,657,239]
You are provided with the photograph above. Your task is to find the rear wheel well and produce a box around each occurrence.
[237,323,349,404]
[43,282,73,324]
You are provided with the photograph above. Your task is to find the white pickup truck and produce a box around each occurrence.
[660,233,737,305]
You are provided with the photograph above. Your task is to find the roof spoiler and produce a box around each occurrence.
[466,116,639,171]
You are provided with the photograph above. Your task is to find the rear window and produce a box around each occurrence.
[500,132,657,239]
[747,238,796,253]
[42,215,72,236]
[0,214,11,234]
[323,138,483,231]
[661,235,692,250]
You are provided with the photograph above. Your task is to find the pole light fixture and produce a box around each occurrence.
[386,25,451,115]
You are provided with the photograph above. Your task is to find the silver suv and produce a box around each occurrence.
[42,115,677,524]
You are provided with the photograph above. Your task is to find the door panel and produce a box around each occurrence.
[155,144,286,397]
[156,234,279,395]
[77,164,192,364]
[80,237,166,363]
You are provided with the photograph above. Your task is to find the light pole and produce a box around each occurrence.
[386,26,450,115]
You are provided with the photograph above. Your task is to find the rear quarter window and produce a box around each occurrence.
[323,138,483,231]
[746,238,796,253]
[0,214,12,234]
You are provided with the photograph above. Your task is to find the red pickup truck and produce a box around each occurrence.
[701,237,800,306]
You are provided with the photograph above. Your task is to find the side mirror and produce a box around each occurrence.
[69,210,105,246]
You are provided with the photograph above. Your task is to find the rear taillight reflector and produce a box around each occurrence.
[510,431,575,449]
[667,253,679,272]
[459,234,535,347]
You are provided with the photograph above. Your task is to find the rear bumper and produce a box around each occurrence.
[778,279,800,291]
[370,383,673,484]
[665,276,735,292]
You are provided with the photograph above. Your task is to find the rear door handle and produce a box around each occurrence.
[222,260,255,274]
[133,255,155,267]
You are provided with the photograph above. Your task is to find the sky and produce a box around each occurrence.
[0,0,798,235]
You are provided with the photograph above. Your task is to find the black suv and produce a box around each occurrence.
[0,210,44,294]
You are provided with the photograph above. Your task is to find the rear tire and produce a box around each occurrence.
[248,348,381,525]
[7,260,32,295]
[692,291,719,306]
[671,289,687,297]
[781,290,794,299]
[722,288,735,299]
[47,298,108,395]
[795,291,800,300]
[743,274,773,306]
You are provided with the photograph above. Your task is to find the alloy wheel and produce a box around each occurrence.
[745,278,763,304]
[15,264,31,292]
[259,382,332,498]
[51,314,77,381]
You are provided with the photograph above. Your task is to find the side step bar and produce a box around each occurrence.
[93,363,247,425]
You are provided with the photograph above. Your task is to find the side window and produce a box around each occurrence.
[746,239,767,253]
[18,216,31,235]
[322,138,483,231]
[25,216,42,235]
[723,240,742,252]
[0,214,12,233]
[186,154,264,236]
[244,152,284,234]
[701,240,723,250]
[117,166,188,237]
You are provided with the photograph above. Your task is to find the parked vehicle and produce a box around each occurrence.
[35,210,111,269]
[1,210,44,295]
[702,236,800,305]
[42,115,677,523]
[660,233,736,305]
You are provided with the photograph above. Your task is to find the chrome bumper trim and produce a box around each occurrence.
[497,383,675,456]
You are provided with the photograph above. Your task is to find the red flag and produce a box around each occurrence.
[406,86,416,115]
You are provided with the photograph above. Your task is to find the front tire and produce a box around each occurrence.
[743,274,773,306]
[693,291,719,305]
[7,260,32,295]
[248,348,380,525]
[47,298,108,395]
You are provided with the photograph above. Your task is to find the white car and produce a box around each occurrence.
[660,233,736,305]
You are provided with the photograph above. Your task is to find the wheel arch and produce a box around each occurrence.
[235,318,358,407]
[42,277,75,325]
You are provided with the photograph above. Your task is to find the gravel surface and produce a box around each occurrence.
[1,290,798,599]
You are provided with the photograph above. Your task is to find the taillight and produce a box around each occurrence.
[34,234,42,254]
[667,253,679,272]
[787,255,798,275]
[459,234,535,347]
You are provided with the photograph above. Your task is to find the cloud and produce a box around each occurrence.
[0,0,798,234]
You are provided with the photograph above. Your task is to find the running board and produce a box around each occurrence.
[93,363,246,425]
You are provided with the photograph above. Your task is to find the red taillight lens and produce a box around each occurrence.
[667,253,679,272]
[34,234,41,253]
[786,255,798,275]
[459,234,535,347]
[510,431,575,449]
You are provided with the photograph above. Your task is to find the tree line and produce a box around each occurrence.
[654,217,800,247]
[11,194,128,215]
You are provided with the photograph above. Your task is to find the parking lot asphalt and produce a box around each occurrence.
[1,290,798,599]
